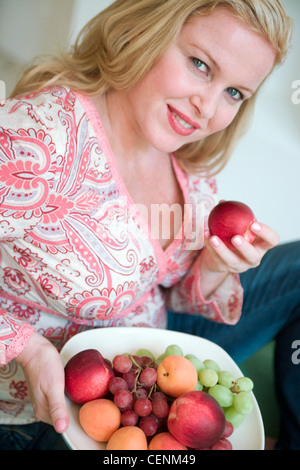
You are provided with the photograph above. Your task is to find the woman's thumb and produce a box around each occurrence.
[49,392,69,433]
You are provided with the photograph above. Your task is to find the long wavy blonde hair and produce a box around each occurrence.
[11,0,292,175]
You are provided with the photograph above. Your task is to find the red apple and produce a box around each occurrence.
[167,391,225,449]
[208,200,257,248]
[64,349,114,404]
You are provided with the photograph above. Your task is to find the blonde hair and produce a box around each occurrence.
[11,0,292,175]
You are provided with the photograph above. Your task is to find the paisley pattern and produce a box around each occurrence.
[0,87,243,424]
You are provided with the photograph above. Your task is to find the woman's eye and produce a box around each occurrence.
[191,57,208,74]
[226,87,244,102]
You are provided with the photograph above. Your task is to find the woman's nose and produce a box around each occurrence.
[189,84,220,120]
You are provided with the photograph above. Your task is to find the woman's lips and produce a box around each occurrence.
[167,105,201,137]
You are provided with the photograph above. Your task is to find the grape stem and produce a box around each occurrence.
[129,354,142,369]
[127,354,165,400]
[230,382,240,393]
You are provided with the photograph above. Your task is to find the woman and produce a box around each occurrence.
[0,0,298,450]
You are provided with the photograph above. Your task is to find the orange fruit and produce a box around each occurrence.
[106,426,148,450]
[79,398,121,442]
[156,355,198,397]
[148,432,188,450]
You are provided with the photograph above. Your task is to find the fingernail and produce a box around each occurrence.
[251,222,261,232]
[210,236,220,247]
[232,236,243,247]
[204,230,210,240]
[55,418,67,433]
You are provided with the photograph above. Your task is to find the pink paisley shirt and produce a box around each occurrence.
[0,87,243,424]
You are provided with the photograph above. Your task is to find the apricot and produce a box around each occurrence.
[156,355,198,397]
[79,398,121,442]
[148,432,188,450]
[106,426,148,450]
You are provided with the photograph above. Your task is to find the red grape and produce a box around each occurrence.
[221,421,234,439]
[133,387,148,400]
[108,376,128,395]
[131,355,143,369]
[139,416,158,436]
[121,409,139,427]
[112,355,132,373]
[152,396,169,418]
[133,397,152,417]
[139,356,155,368]
[113,389,133,409]
[152,392,166,401]
[122,370,136,389]
[139,367,157,387]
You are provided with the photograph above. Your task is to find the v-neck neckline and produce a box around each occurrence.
[75,92,191,276]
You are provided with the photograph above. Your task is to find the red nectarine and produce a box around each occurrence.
[208,200,257,248]
[64,349,114,404]
[167,391,225,449]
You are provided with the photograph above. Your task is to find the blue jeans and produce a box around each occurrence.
[168,241,300,450]
[0,422,69,450]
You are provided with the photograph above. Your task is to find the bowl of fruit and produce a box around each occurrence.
[60,327,264,450]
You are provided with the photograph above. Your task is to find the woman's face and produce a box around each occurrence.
[124,7,276,154]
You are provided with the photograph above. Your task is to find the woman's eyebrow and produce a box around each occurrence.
[189,43,220,70]
[189,42,255,95]
[237,85,255,95]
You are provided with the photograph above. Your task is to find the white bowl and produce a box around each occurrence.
[60,327,265,450]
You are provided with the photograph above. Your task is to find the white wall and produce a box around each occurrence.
[0,0,299,244]
[68,0,113,44]
[0,0,74,64]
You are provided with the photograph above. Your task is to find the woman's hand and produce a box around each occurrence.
[16,332,69,434]
[200,222,280,298]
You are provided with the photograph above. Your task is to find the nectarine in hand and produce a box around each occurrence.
[208,200,257,248]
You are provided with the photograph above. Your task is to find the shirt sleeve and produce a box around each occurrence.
[0,310,35,366]
[165,251,243,325]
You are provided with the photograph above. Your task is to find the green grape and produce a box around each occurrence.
[198,368,218,387]
[208,384,234,408]
[185,354,205,373]
[233,392,254,415]
[224,406,245,428]
[218,370,236,389]
[234,377,254,393]
[203,359,220,372]
[194,380,203,391]
[165,344,184,357]
[155,352,167,365]
[135,348,156,361]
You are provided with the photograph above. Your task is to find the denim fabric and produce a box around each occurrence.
[168,241,300,450]
[0,422,69,450]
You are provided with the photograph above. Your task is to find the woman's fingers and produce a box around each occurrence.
[205,222,280,274]
[16,332,69,433]
[250,222,280,250]
[49,396,69,433]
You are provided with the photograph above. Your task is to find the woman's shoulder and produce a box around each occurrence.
[0,86,86,128]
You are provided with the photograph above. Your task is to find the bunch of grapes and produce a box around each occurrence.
[156,344,254,427]
[196,359,254,428]
[107,350,170,437]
